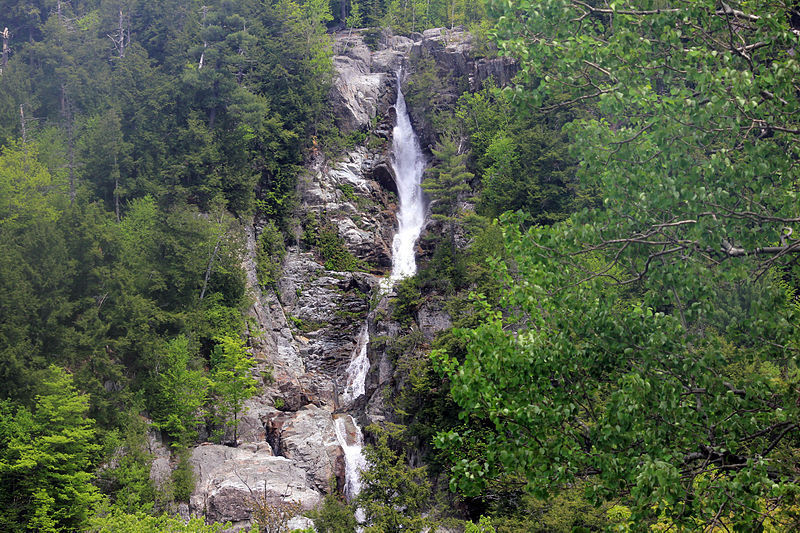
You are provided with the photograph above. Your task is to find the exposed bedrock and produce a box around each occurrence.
[179,27,505,530]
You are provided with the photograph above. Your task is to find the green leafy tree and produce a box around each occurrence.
[358,424,431,533]
[435,217,800,530]
[431,2,800,527]
[210,335,259,445]
[0,366,101,532]
[0,140,63,229]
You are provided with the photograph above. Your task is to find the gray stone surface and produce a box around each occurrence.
[264,405,345,491]
[190,444,320,527]
[418,300,453,341]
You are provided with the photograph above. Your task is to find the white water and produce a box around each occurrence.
[336,74,427,518]
[387,75,427,284]
[340,326,370,406]
[336,325,370,509]
[333,415,369,502]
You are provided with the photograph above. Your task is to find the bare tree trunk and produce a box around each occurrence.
[19,105,26,143]
[61,85,77,203]
[1,27,9,72]
[113,154,121,222]
[200,233,224,301]
[108,8,128,58]
[198,5,208,69]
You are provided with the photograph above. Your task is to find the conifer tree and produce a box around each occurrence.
[422,135,473,250]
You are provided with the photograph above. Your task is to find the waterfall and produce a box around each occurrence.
[333,415,369,501]
[335,325,370,510]
[388,73,427,284]
[336,72,426,519]
[340,326,370,406]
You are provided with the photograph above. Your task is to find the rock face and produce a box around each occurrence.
[264,405,345,491]
[190,443,321,529]
[179,27,504,530]
[330,31,411,133]
[411,28,517,90]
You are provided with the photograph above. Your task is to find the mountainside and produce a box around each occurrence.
[169,27,515,530]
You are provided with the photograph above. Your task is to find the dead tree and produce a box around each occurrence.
[1,27,9,73]
[108,8,130,59]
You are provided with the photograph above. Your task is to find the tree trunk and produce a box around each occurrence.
[19,105,26,143]
[1,27,9,71]
[61,85,77,203]
[113,154,120,222]
[200,234,223,300]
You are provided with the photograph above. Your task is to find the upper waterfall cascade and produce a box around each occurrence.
[388,75,427,283]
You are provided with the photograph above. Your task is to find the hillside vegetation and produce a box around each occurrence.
[0,0,799,531]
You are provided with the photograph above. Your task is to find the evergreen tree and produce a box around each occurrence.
[422,135,472,250]
[149,336,210,444]
[358,424,431,533]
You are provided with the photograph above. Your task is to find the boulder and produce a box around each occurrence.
[264,405,345,491]
[190,443,320,529]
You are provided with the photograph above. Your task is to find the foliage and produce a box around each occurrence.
[391,276,423,326]
[309,491,358,533]
[358,423,432,532]
[316,224,368,272]
[87,505,230,532]
[149,336,210,444]
[465,516,496,533]
[257,220,287,288]
[488,483,610,533]
[248,490,302,533]
[382,0,488,34]
[423,0,800,527]
[0,140,64,229]
[209,335,259,444]
[422,135,473,247]
[96,413,157,514]
[434,215,800,528]
[0,366,101,532]
[454,82,583,224]
[171,446,195,503]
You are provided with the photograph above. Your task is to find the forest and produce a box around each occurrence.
[0,0,798,531]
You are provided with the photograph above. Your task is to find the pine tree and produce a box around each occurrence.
[357,424,431,533]
[422,135,473,251]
